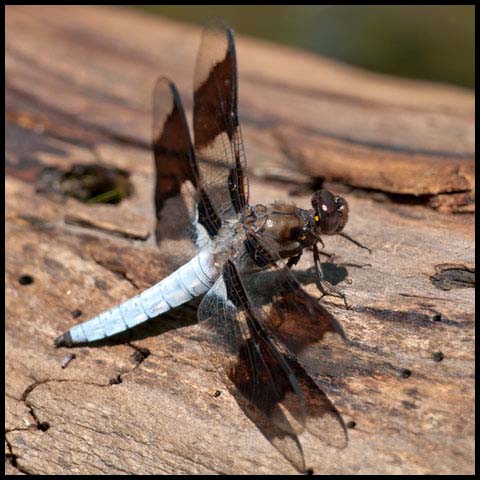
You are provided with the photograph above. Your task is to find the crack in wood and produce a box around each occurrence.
[5,432,35,475]
[64,214,150,241]
[91,257,141,290]
[7,365,155,474]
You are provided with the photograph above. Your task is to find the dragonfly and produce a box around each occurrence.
[55,21,355,470]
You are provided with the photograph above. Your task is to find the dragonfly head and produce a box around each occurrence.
[311,190,349,235]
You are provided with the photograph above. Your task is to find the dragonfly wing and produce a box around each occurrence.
[153,77,218,271]
[193,20,249,224]
[236,232,349,448]
[198,260,307,436]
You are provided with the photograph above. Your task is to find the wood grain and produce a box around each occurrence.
[6,5,474,475]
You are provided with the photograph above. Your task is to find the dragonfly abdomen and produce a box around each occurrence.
[54,249,218,347]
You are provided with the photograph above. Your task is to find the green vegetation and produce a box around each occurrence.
[138,5,474,89]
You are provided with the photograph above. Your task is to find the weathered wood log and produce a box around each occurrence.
[6,5,474,475]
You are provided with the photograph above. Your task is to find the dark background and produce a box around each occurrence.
[138,5,474,90]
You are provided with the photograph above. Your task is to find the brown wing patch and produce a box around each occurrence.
[152,77,222,242]
[193,21,248,217]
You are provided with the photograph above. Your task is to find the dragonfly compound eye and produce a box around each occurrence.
[311,190,349,234]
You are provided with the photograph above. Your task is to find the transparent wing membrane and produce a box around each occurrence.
[193,21,249,221]
[198,262,307,436]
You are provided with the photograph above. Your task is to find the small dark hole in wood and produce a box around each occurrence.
[402,400,418,410]
[433,351,444,362]
[346,420,357,429]
[432,313,442,322]
[305,468,314,475]
[6,451,17,467]
[130,347,150,365]
[94,279,108,291]
[401,369,412,378]
[18,274,34,285]
[38,422,50,432]
[213,390,221,398]
[109,375,122,385]
[138,347,150,358]
[71,309,83,318]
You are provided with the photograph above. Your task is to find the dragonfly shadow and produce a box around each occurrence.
[224,386,307,472]
[208,344,348,474]
[296,262,349,287]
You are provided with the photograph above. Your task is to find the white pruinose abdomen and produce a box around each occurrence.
[54,248,218,347]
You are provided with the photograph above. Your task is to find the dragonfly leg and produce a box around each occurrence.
[312,243,325,281]
[312,243,350,309]
[340,231,372,254]
[286,252,302,269]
